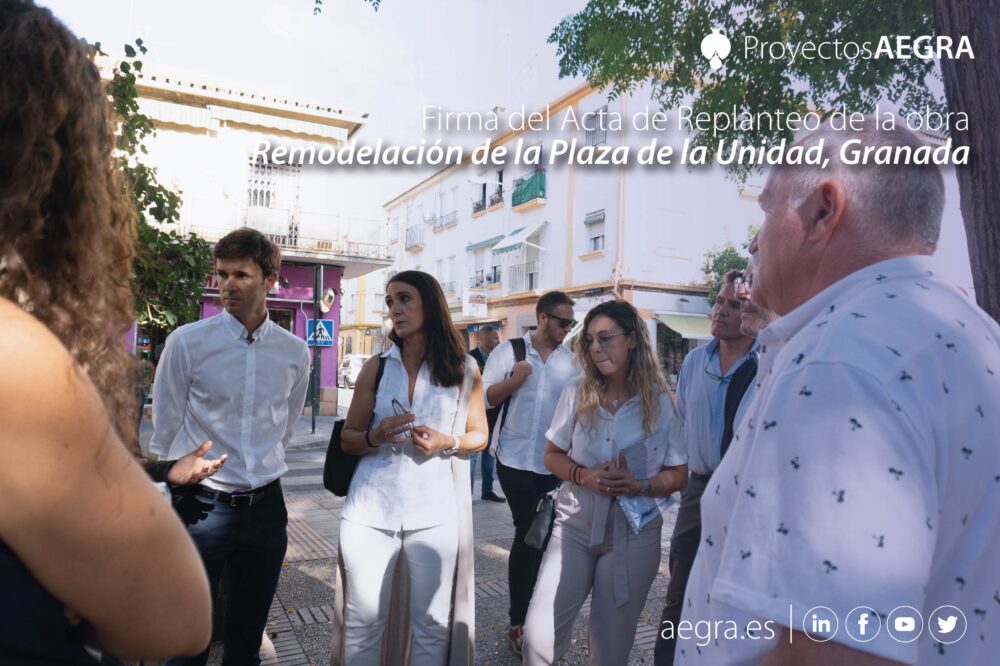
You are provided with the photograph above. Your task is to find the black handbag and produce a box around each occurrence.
[323,355,386,496]
[524,486,560,549]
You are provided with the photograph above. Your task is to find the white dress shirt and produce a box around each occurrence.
[342,346,476,531]
[679,256,1000,665]
[150,310,310,492]
[482,333,580,474]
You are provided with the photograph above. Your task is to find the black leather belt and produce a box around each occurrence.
[689,471,712,483]
[190,479,281,507]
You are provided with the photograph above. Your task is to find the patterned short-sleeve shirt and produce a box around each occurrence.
[678,256,1000,665]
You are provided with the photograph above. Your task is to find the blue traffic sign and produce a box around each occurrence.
[306,319,334,347]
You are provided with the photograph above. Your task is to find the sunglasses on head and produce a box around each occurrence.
[542,312,577,329]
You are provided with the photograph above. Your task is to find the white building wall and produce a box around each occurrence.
[387,83,974,316]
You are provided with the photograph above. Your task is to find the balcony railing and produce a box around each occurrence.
[184,224,391,261]
[441,280,457,293]
[405,225,425,250]
[513,169,546,208]
[489,190,504,207]
[472,199,486,215]
[469,266,502,288]
[508,261,541,293]
[432,210,458,231]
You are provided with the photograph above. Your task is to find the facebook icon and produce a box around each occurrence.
[846,607,882,643]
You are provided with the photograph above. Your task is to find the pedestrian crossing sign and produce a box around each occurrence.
[307,319,334,347]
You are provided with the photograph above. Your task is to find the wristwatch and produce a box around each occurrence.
[638,479,652,497]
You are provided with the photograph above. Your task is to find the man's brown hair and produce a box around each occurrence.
[214,227,282,277]
[536,290,575,316]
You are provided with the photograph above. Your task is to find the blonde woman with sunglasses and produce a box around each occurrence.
[523,300,688,664]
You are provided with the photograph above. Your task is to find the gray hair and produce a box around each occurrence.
[480,324,499,334]
[777,120,944,249]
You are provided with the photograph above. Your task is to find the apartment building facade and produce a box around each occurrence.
[383,83,763,384]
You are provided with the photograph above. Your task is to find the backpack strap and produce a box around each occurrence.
[493,337,526,459]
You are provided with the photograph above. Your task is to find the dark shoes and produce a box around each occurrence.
[481,492,506,503]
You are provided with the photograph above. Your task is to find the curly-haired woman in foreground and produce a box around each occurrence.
[0,0,211,661]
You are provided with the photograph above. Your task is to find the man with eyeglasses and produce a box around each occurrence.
[654,269,757,666]
[721,242,780,456]
[481,290,581,657]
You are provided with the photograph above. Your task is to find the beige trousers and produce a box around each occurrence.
[523,488,662,665]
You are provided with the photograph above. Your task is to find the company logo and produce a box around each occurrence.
[936,616,958,634]
[802,606,838,642]
[743,35,974,64]
[701,29,732,70]
[846,607,881,643]
[928,605,967,645]
[886,606,923,643]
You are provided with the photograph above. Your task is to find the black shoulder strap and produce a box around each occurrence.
[374,354,387,393]
[367,355,387,428]
[494,337,527,458]
[510,336,526,362]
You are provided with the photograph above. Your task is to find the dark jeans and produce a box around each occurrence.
[654,473,709,666]
[496,460,559,627]
[167,483,288,666]
[470,448,497,495]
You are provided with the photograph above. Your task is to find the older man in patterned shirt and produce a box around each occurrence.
[677,123,1000,665]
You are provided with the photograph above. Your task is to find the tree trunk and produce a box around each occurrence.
[933,0,1000,322]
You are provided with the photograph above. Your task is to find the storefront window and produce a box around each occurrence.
[268,308,294,333]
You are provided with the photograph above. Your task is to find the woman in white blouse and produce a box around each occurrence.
[332,270,488,666]
[523,299,688,665]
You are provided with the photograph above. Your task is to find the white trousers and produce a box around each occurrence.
[340,518,458,666]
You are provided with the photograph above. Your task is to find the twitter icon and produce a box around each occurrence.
[929,606,966,644]
[937,616,958,634]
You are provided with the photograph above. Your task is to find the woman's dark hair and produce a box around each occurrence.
[387,270,466,387]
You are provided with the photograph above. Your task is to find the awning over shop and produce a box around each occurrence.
[465,235,505,252]
[655,313,713,341]
[491,220,549,255]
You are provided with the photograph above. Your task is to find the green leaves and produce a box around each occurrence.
[549,0,943,183]
[102,37,214,334]
[702,243,748,303]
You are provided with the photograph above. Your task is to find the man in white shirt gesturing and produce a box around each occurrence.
[481,290,580,657]
[151,228,310,665]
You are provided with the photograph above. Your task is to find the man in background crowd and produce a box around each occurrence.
[655,270,757,665]
[482,291,580,657]
[469,324,505,502]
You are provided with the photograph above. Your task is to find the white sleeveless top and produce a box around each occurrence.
[342,345,471,530]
